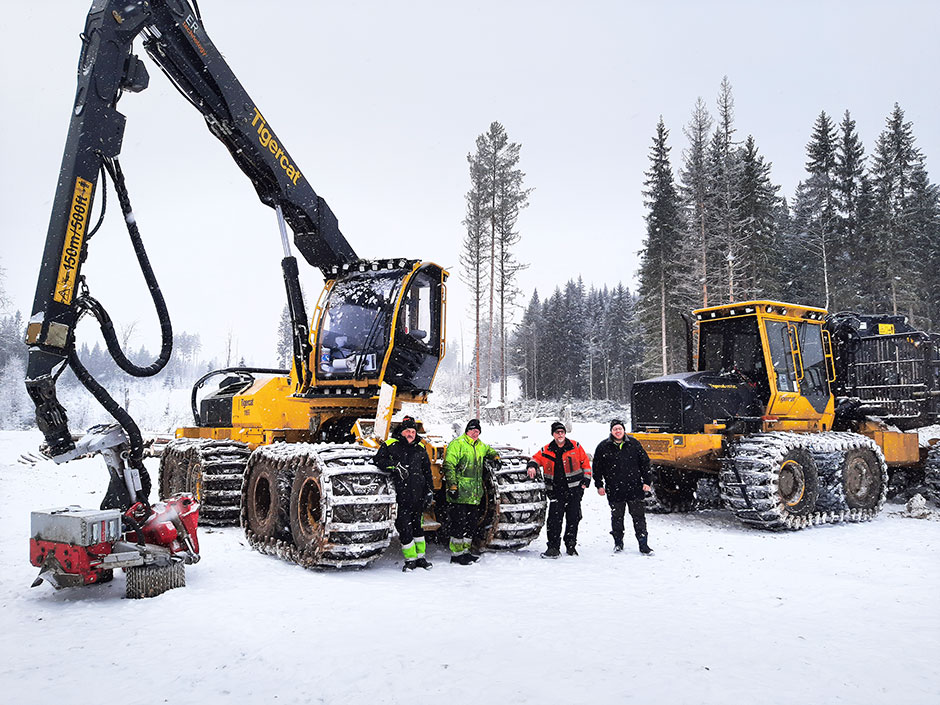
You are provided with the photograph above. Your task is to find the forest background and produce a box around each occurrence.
[0,79,937,429]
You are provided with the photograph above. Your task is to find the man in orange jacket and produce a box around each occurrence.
[527,421,592,558]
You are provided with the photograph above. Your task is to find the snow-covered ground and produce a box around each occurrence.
[1,426,938,705]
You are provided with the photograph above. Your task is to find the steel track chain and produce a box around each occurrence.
[241,443,396,569]
[720,431,888,531]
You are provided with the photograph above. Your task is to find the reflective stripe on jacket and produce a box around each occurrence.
[529,439,592,490]
[442,433,499,505]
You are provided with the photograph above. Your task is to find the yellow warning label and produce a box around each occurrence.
[54,177,93,304]
[877,323,895,335]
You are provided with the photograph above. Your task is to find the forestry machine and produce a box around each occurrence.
[25,0,544,593]
[629,300,940,530]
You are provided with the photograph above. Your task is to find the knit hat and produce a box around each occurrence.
[465,418,482,433]
[550,421,566,434]
[399,416,417,432]
[610,419,626,432]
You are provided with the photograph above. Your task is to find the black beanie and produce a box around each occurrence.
[550,421,566,434]
[399,416,417,432]
[465,418,482,433]
[610,419,625,432]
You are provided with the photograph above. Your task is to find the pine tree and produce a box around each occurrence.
[464,122,530,418]
[461,144,490,416]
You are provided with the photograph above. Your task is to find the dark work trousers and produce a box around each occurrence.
[546,485,583,550]
[609,499,648,542]
[448,503,481,542]
[395,503,425,546]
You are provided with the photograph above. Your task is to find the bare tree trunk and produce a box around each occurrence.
[660,274,667,374]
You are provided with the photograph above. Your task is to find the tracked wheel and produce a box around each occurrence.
[811,432,888,521]
[242,444,396,569]
[125,562,185,599]
[720,433,821,530]
[925,444,940,507]
[241,445,294,544]
[159,439,250,526]
[479,446,547,550]
[647,465,698,513]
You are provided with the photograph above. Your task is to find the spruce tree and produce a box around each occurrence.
[868,104,925,319]
[737,135,783,299]
[834,110,869,311]
[676,98,713,312]
[705,78,745,303]
[637,117,684,376]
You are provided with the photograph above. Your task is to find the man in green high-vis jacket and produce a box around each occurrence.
[442,418,500,565]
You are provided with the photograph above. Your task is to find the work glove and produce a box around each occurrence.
[526,461,538,480]
[446,487,459,503]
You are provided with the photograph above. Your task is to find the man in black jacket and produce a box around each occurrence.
[593,419,653,554]
[374,416,434,571]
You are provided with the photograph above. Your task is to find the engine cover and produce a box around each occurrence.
[631,371,763,434]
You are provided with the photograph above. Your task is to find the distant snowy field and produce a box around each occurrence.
[1,427,938,705]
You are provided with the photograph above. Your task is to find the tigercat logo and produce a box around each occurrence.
[709,384,738,389]
[54,177,93,304]
[251,108,302,185]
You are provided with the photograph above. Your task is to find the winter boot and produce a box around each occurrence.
[450,553,475,566]
[414,557,433,570]
[614,541,624,552]
[540,546,561,559]
[638,535,653,555]
[402,559,418,572]
[565,543,579,556]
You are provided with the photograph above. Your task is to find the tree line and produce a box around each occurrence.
[509,281,642,403]
[462,80,937,406]
[637,77,939,377]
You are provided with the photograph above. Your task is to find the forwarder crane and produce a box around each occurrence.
[26,0,545,591]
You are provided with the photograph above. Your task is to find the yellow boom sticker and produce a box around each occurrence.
[54,177,93,304]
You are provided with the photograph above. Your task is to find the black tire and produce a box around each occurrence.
[811,432,888,520]
[288,448,396,568]
[776,446,819,516]
[242,443,395,569]
[841,447,884,510]
[289,463,325,557]
[647,466,697,513]
[242,447,293,543]
[720,433,821,530]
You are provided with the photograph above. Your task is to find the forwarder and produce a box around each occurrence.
[630,300,940,530]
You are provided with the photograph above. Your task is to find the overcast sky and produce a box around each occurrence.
[1,0,937,365]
